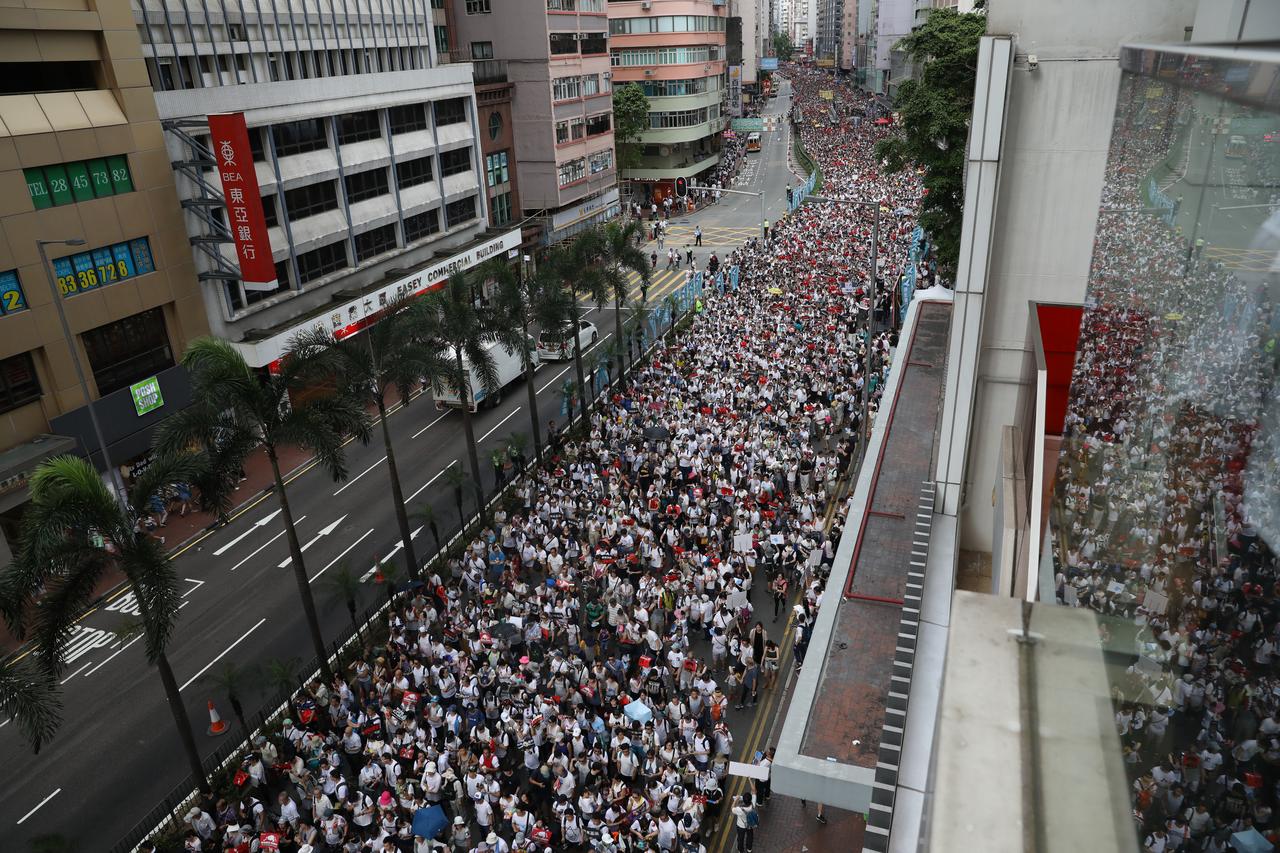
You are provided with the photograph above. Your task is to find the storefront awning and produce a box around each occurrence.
[0,434,80,514]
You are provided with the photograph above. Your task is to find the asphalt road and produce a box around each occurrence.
[0,81,797,850]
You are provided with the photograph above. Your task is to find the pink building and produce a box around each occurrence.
[607,0,729,199]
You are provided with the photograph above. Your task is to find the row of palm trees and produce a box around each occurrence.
[0,220,651,795]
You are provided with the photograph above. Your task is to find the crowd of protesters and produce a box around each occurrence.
[163,66,926,853]
[1053,72,1280,851]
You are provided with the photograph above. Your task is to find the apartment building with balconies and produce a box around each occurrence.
[608,0,729,194]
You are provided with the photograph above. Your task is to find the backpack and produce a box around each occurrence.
[746,808,759,829]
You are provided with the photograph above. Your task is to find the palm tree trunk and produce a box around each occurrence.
[377,395,417,579]
[266,445,333,682]
[614,294,625,387]
[522,316,543,466]
[156,650,210,793]
[230,694,249,737]
[456,352,483,490]
[571,290,589,424]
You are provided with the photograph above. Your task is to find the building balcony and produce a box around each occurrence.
[623,146,719,182]
[473,60,508,85]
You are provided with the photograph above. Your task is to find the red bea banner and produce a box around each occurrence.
[208,113,276,286]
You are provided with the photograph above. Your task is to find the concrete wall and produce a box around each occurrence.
[937,0,1197,555]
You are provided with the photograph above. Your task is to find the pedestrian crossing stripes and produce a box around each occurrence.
[619,267,695,304]
[649,224,759,244]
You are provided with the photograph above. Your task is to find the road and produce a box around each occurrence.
[0,81,797,849]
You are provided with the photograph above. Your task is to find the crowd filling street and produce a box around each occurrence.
[161,67,924,853]
[1055,75,1280,850]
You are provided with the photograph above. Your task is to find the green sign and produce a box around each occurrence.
[730,118,764,132]
[129,376,164,416]
[23,155,133,209]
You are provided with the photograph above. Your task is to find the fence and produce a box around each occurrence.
[114,277,709,853]
[900,225,926,321]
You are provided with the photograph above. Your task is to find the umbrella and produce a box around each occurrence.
[643,425,671,441]
[490,622,521,644]
[412,805,448,840]
[768,287,783,295]
[623,700,654,725]
[1232,828,1273,853]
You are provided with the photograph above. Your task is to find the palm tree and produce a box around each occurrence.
[421,272,499,489]
[155,337,370,681]
[305,295,444,580]
[0,656,62,755]
[505,431,529,477]
[263,656,303,722]
[411,502,444,560]
[441,462,477,530]
[563,233,610,423]
[207,660,260,737]
[594,220,650,384]
[320,564,364,640]
[0,454,209,789]
[489,256,573,465]
[625,300,653,368]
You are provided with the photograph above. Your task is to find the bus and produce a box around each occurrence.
[746,132,762,153]
[1225,134,1248,158]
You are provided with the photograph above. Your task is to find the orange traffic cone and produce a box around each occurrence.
[207,700,229,736]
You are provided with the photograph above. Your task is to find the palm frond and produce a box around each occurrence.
[0,656,64,753]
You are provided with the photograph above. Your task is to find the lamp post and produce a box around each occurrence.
[36,238,129,509]
[808,195,881,463]
[716,187,768,240]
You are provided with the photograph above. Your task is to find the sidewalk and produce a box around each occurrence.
[750,796,865,853]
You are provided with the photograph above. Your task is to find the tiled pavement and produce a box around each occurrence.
[749,796,866,853]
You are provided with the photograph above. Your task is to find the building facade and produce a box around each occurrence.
[134,0,503,369]
[0,0,210,561]
[814,0,841,63]
[609,0,729,197]
[452,0,619,247]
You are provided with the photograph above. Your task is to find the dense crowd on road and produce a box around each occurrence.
[1054,73,1280,850]
[163,67,924,853]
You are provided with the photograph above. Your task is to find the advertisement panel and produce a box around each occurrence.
[728,65,743,117]
[208,113,276,286]
[730,118,764,132]
[760,57,779,71]
[816,58,835,68]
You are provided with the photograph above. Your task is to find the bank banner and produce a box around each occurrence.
[208,113,275,286]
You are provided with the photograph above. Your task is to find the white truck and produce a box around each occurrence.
[434,338,536,412]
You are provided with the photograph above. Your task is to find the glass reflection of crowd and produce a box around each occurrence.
[1055,72,1280,851]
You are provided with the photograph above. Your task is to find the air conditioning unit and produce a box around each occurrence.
[659,146,670,157]
[573,32,586,40]
[644,68,654,76]
[641,0,651,8]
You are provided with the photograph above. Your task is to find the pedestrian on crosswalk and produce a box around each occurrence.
[667,248,676,270]
[695,226,703,246]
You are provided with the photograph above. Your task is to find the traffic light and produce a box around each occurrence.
[675,177,688,198]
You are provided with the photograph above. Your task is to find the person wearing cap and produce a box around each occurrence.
[184,805,217,841]
[449,814,472,852]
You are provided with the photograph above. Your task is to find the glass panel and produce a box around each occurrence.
[53,256,75,296]
[0,270,26,315]
[92,247,117,285]
[112,243,135,279]
[65,161,94,203]
[87,159,113,198]
[24,168,52,209]
[107,156,133,194]
[72,251,98,292]
[44,164,73,206]
[130,238,155,275]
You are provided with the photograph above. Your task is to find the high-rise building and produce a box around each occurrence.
[135,0,513,372]
[452,0,620,247]
[0,0,210,562]
[608,0,729,201]
[815,0,842,65]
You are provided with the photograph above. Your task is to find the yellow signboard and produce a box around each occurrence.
[816,59,835,68]
[819,89,834,101]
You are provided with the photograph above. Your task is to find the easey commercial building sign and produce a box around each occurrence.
[233,228,521,369]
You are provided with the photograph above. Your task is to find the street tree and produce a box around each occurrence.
[156,337,370,681]
[441,462,479,530]
[772,32,794,62]
[411,502,443,558]
[612,83,651,170]
[563,232,610,423]
[874,7,986,277]
[320,563,365,640]
[0,453,210,789]
[581,220,649,388]
[207,660,260,737]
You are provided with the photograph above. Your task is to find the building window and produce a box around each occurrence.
[589,149,613,174]
[389,104,428,135]
[580,33,607,55]
[464,0,490,13]
[445,196,477,226]
[404,209,441,242]
[434,98,467,127]
[261,194,279,228]
[285,180,339,220]
[81,308,173,397]
[0,353,41,414]
[434,25,449,56]
[490,191,512,226]
[470,41,493,60]
[552,75,582,101]
[586,113,611,136]
[0,61,96,95]
[488,111,503,141]
[52,238,156,298]
[557,157,586,187]
[440,148,471,177]
[397,156,434,189]
[337,111,381,145]
[272,118,329,157]
[295,241,348,285]
[485,151,509,187]
[354,224,397,262]
[0,270,29,316]
[549,33,578,56]
[344,168,390,204]
[25,156,133,209]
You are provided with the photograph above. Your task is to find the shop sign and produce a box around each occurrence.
[129,375,164,416]
[0,469,30,497]
[209,113,276,286]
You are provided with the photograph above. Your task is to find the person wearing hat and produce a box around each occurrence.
[486,832,511,853]
[449,814,472,852]
[184,805,217,841]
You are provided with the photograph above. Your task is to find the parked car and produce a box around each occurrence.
[435,336,537,412]
[536,320,598,362]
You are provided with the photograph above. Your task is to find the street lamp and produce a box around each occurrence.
[808,195,881,463]
[715,187,768,240]
[36,238,129,509]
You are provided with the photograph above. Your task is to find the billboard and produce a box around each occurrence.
[730,118,764,132]
[816,58,835,68]
[728,65,743,117]
[760,57,779,71]
[208,113,276,287]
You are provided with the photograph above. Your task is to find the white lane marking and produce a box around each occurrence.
[230,515,304,572]
[479,406,522,443]
[179,618,268,692]
[333,455,387,496]
[309,528,375,582]
[412,412,449,440]
[537,363,575,394]
[0,718,8,728]
[59,660,93,685]
[535,334,612,394]
[16,788,61,824]
[183,578,205,597]
[406,463,455,503]
[277,515,345,569]
[213,508,283,555]
[82,633,145,678]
